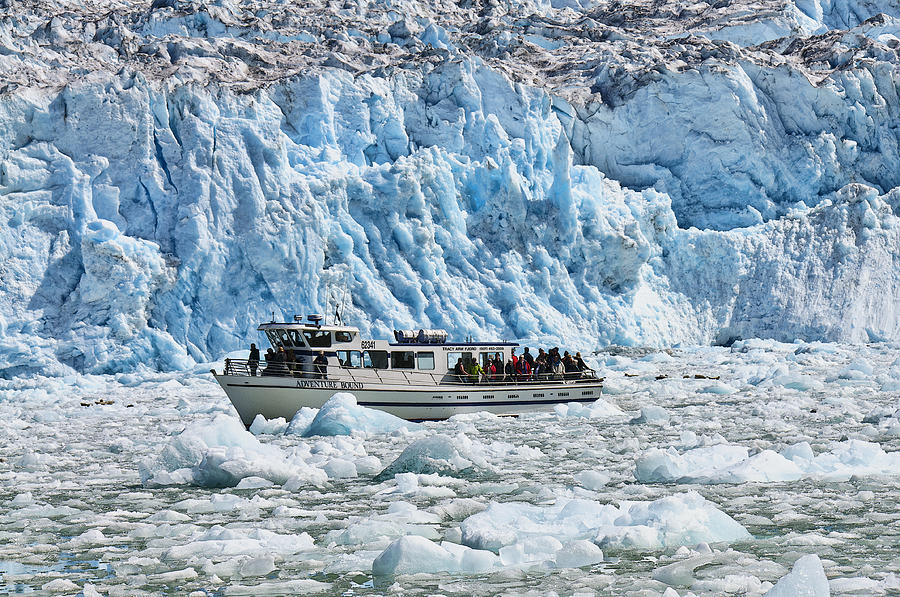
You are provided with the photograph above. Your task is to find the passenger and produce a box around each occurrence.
[504,357,515,382]
[574,352,589,374]
[516,355,531,381]
[248,343,260,377]
[262,347,275,376]
[523,347,534,370]
[273,346,289,376]
[535,348,548,379]
[285,347,296,372]
[487,358,497,381]
[563,351,578,375]
[313,351,328,379]
[550,348,563,379]
[510,348,518,369]
[493,353,504,382]
[467,358,484,384]
[453,358,466,382]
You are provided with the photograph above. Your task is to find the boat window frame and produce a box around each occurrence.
[337,350,362,368]
[304,330,332,348]
[363,350,388,369]
[417,351,435,371]
[335,331,354,343]
[446,351,473,371]
[391,350,416,369]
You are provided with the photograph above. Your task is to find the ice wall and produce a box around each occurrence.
[3,0,900,375]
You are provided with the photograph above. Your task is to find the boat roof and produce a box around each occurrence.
[257,322,360,333]
[388,341,519,347]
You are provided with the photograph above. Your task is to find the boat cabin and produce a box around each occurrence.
[258,315,519,377]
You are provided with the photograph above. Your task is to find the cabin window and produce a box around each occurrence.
[289,330,303,346]
[335,331,353,343]
[446,351,473,371]
[337,350,362,368]
[304,330,332,348]
[391,351,415,369]
[480,352,498,368]
[363,350,388,369]
[266,331,281,347]
[417,352,435,370]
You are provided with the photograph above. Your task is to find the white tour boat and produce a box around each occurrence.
[212,314,604,426]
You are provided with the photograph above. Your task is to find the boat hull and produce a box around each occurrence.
[213,373,604,425]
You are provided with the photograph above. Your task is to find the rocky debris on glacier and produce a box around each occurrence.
[5,0,900,375]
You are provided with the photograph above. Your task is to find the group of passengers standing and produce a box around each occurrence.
[453,346,590,383]
[247,343,328,378]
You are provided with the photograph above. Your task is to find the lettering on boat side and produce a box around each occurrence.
[296,380,364,390]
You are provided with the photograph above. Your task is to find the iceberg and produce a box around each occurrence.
[139,414,328,487]
[376,433,491,479]
[302,393,421,437]
[764,554,830,597]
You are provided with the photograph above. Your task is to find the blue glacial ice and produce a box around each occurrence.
[5,1,900,377]
[302,392,422,437]
[764,554,830,597]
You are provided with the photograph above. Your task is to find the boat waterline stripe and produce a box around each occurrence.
[222,383,600,407]
[356,397,598,407]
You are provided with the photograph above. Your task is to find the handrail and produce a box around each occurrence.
[222,358,602,387]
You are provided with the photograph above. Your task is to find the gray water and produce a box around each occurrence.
[2,341,899,595]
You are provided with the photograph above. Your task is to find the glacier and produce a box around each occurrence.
[4,0,900,375]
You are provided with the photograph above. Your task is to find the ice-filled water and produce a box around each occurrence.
[2,341,900,595]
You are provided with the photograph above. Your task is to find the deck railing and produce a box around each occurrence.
[221,358,602,387]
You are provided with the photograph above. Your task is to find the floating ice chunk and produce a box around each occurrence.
[235,476,275,489]
[372,535,459,575]
[635,445,750,483]
[781,441,815,462]
[764,554,829,597]
[555,398,624,418]
[460,491,749,552]
[552,539,604,568]
[304,393,421,437]
[773,373,824,391]
[323,458,358,479]
[630,405,670,425]
[68,528,108,547]
[699,382,737,394]
[221,579,330,594]
[140,414,327,488]
[285,407,319,436]
[239,554,276,577]
[601,492,752,549]
[836,358,874,380]
[325,502,441,547]
[499,535,563,567]
[146,510,191,523]
[575,470,611,490]
[41,578,81,592]
[803,439,900,479]
[708,450,804,483]
[163,526,315,560]
[652,553,718,586]
[377,434,490,479]
[249,415,288,435]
